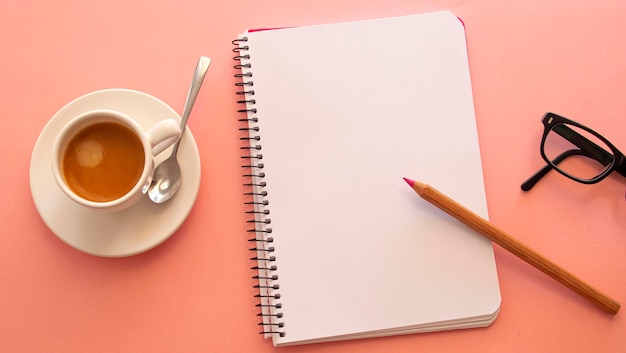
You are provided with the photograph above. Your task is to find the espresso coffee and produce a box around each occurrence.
[62,121,145,202]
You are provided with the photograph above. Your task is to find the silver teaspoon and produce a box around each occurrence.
[148,56,211,203]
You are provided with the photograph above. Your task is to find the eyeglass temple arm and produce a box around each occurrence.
[521,124,614,191]
[521,149,588,191]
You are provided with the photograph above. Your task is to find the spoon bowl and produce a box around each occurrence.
[148,56,210,203]
[147,156,182,203]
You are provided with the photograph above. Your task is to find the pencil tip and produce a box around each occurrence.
[403,177,415,187]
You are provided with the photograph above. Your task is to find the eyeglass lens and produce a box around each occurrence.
[543,123,615,181]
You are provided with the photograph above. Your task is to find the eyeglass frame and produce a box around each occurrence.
[521,112,626,191]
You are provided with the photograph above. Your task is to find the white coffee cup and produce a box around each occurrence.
[51,109,181,212]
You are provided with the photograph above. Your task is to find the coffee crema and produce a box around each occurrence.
[62,121,145,202]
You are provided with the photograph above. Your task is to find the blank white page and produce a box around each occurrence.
[237,10,501,346]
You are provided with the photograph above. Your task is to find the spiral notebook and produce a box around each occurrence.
[233,11,501,346]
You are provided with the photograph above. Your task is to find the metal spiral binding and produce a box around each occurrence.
[233,36,285,338]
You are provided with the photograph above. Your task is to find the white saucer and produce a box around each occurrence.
[29,89,201,257]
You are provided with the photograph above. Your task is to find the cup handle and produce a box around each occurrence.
[146,119,182,155]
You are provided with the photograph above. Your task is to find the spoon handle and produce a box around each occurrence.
[173,56,211,154]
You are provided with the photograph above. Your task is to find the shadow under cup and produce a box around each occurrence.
[52,110,155,212]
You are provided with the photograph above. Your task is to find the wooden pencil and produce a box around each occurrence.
[403,178,620,315]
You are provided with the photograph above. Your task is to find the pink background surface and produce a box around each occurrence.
[2,0,626,352]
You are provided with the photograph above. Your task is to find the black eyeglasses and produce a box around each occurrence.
[521,112,626,191]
